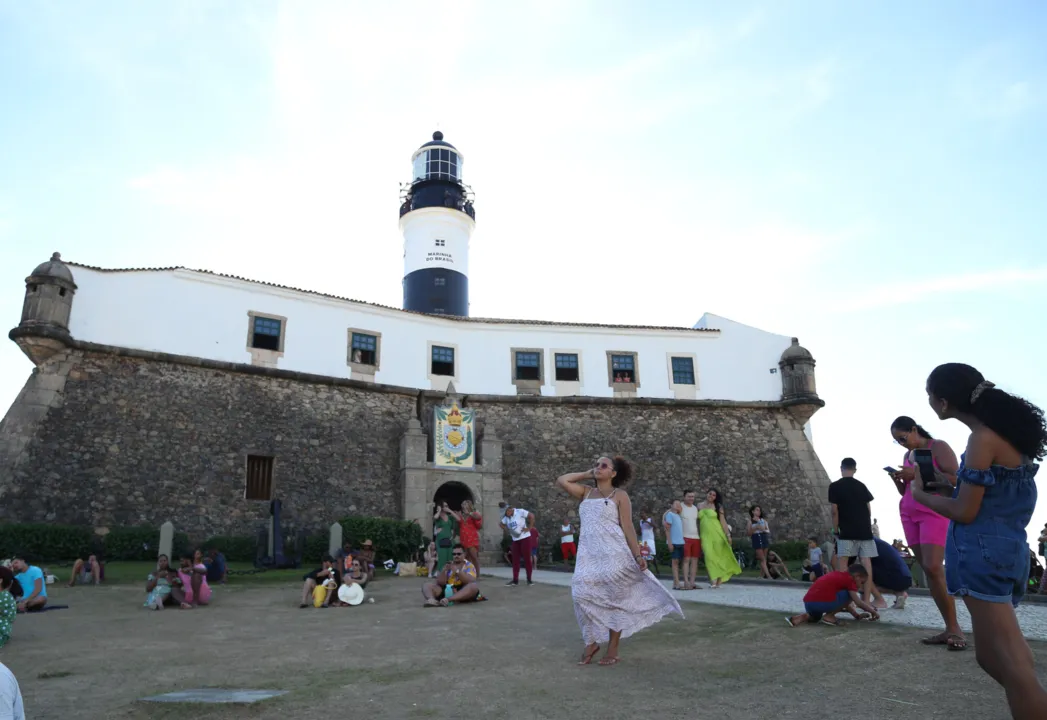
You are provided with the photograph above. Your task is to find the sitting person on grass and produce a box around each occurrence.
[766,550,794,580]
[68,553,103,587]
[787,563,881,627]
[0,567,17,649]
[300,555,340,608]
[203,548,227,585]
[10,558,46,613]
[334,558,370,606]
[172,553,211,609]
[143,554,178,610]
[356,539,377,581]
[422,544,486,607]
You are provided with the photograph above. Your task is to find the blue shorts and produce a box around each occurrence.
[946,523,1029,607]
[803,589,851,620]
[751,533,770,550]
[670,545,684,560]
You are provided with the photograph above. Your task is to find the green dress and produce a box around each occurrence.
[434,514,458,568]
[699,507,741,583]
[0,589,15,648]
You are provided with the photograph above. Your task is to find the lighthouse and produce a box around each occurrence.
[399,131,475,317]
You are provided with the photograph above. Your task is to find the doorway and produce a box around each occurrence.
[433,480,475,512]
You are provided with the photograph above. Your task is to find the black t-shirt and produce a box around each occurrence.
[303,566,339,584]
[828,476,874,540]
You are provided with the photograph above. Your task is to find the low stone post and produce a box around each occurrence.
[158,521,174,560]
[328,522,343,557]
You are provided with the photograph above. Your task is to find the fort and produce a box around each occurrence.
[0,133,833,553]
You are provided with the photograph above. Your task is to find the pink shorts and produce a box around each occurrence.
[901,511,949,548]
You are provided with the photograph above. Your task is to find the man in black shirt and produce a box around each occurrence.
[299,554,340,608]
[828,458,877,599]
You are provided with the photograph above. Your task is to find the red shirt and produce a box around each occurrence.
[803,571,857,603]
[459,513,482,548]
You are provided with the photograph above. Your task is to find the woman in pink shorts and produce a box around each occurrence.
[889,416,965,650]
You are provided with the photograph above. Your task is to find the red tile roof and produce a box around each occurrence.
[66,261,719,334]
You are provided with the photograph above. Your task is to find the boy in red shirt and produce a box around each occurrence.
[787,564,881,627]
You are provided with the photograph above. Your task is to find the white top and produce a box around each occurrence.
[560,524,574,544]
[0,663,25,720]
[680,503,700,539]
[640,517,656,548]
[501,508,532,541]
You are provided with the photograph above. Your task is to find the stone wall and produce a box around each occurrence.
[423,398,832,553]
[0,344,832,547]
[0,348,416,537]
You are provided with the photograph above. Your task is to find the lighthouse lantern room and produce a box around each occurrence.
[399,131,475,317]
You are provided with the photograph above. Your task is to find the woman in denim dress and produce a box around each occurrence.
[912,363,1047,720]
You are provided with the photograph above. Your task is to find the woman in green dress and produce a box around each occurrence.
[433,502,459,569]
[0,566,17,648]
[698,488,741,588]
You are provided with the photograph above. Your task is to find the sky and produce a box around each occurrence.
[1,1,1046,547]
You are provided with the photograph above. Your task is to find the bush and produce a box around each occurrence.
[201,535,256,563]
[0,524,93,561]
[336,516,423,563]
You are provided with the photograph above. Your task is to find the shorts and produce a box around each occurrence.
[751,533,770,550]
[78,571,93,585]
[670,544,684,561]
[803,589,852,621]
[946,523,1029,607]
[875,571,912,594]
[836,539,878,559]
[684,538,702,559]
[901,511,949,548]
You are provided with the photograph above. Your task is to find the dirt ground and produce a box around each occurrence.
[3,578,1042,719]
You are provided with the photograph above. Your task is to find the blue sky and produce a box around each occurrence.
[2,1,1045,545]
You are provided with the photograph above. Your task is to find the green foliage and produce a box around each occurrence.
[0,524,92,561]
[336,516,424,563]
[201,535,257,563]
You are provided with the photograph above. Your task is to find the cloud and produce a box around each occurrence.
[826,266,1047,313]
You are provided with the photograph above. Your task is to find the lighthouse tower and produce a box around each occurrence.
[399,131,475,317]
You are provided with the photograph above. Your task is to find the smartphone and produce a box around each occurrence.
[883,466,897,474]
[913,448,937,489]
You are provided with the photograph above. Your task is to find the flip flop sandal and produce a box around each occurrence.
[578,645,600,665]
[946,634,968,651]
[598,656,621,666]
[820,617,839,626]
[786,616,801,627]
[921,632,951,646]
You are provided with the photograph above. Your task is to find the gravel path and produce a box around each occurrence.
[484,566,1047,640]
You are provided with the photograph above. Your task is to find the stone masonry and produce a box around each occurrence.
[0,343,832,550]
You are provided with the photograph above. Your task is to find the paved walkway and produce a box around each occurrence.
[483,566,1047,641]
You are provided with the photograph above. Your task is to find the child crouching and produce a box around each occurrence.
[787,563,881,627]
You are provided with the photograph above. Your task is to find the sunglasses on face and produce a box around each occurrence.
[594,461,612,469]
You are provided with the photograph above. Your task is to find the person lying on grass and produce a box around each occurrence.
[787,563,881,627]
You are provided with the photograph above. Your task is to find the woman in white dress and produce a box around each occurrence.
[557,455,684,666]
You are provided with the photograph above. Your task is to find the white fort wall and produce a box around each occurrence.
[65,266,797,401]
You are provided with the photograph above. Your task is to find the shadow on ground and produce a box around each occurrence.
[3,578,1035,719]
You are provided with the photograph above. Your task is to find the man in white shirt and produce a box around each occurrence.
[0,662,25,720]
[680,490,702,590]
[499,501,536,586]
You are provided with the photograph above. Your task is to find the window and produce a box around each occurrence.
[554,353,579,381]
[671,357,695,385]
[434,276,446,286]
[425,148,459,180]
[515,351,540,381]
[245,455,274,501]
[351,332,378,365]
[251,316,282,351]
[611,354,635,384]
[431,345,455,376]
[435,238,446,247]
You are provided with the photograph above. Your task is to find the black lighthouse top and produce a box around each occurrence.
[401,132,475,220]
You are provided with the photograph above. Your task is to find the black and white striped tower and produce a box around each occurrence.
[399,131,475,317]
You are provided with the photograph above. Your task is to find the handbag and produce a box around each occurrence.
[438,537,452,548]
[397,562,417,577]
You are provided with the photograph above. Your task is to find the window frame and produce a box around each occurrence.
[666,352,699,399]
[244,454,275,501]
[427,342,459,388]
[245,311,287,367]
[553,352,580,382]
[347,328,382,379]
[510,347,544,394]
[606,350,640,393]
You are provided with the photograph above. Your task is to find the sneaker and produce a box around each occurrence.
[526,580,535,586]
[505,581,518,587]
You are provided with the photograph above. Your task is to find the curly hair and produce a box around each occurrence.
[609,455,634,487]
[890,415,933,440]
[748,504,762,519]
[928,363,1047,460]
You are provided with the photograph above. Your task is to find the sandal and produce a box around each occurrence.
[946,634,968,651]
[578,644,600,665]
[598,656,620,666]
[820,616,840,626]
